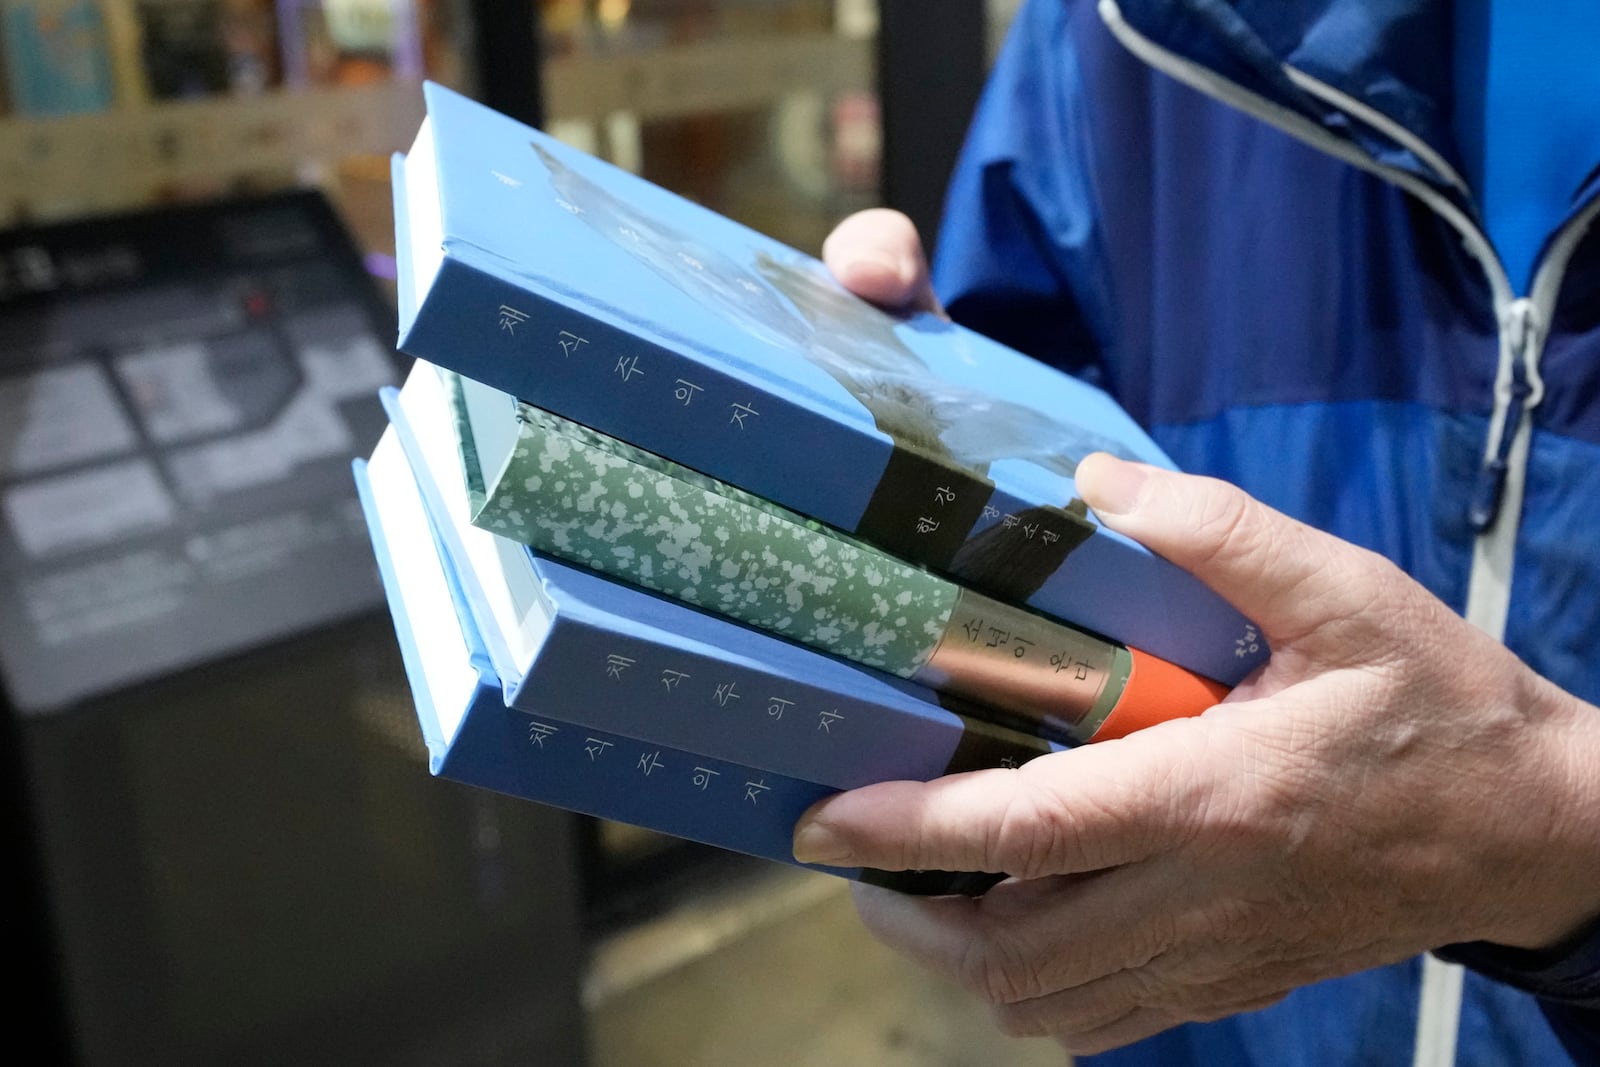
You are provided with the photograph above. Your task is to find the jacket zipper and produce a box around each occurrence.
[1461,195,1600,631]
[1469,298,1538,533]
[1096,0,1600,638]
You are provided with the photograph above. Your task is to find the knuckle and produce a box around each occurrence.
[989,1001,1051,1040]
[1121,964,1173,1011]
[1193,990,1287,1024]
[987,789,1066,877]
[1182,481,1261,571]
[956,932,1048,1006]
[904,803,990,873]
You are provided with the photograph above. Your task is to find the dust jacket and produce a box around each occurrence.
[392,82,1266,686]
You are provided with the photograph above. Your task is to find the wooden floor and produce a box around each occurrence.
[586,863,1068,1067]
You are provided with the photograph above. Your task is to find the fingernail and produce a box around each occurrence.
[849,249,909,285]
[1077,454,1151,516]
[792,817,854,865]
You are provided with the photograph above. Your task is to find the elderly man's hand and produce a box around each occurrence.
[799,211,1600,1055]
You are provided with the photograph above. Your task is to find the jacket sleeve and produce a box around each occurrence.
[931,0,1113,386]
[940,2,1600,1061]
[1436,924,1600,1060]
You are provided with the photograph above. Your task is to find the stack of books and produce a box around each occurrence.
[356,83,1264,894]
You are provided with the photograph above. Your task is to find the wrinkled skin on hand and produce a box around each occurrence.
[801,210,1600,1055]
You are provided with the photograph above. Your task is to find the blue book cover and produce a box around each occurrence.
[356,427,1006,895]
[2,0,116,116]
[383,360,1063,789]
[391,82,1265,686]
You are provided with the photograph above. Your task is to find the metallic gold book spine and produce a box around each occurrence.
[916,589,1133,742]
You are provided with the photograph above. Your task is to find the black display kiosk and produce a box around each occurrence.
[0,193,588,1065]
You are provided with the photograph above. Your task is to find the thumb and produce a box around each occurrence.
[822,208,944,315]
[793,734,1205,876]
[1075,453,1380,644]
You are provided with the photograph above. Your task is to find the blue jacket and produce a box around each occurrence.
[933,2,1600,1064]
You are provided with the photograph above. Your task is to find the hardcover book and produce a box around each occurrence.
[391,81,1265,686]
[358,421,1030,895]
[448,368,1227,744]
[385,360,1062,784]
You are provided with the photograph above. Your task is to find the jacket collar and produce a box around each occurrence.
[1109,1,1463,197]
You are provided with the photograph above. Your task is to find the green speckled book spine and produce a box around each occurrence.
[468,396,956,676]
[447,372,1132,742]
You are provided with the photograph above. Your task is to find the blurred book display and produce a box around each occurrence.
[1,0,115,115]
[0,0,464,230]
[278,0,421,87]
[361,85,1257,887]
[0,191,598,1067]
[136,0,229,97]
[133,0,278,99]
[538,0,880,255]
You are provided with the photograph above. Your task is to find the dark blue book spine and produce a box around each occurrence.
[438,692,1001,896]
[402,252,885,539]
[512,609,1055,791]
[439,692,850,875]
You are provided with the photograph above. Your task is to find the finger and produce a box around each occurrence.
[991,970,1139,1040]
[853,850,1250,1007]
[1017,972,1292,1055]
[853,842,1307,1048]
[994,956,1293,1043]
[1054,1006,1179,1056]
[850,870,1153,1005]
[1046,994,1308,1057]
[849,882,983,975]
[796,728,1213,877]
[1074,453,1402,646]
[821,208,943,313]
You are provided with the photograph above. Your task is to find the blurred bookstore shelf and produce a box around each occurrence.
[540,3,882,257]
[536,0,1024,259]
[0,0,469,275]
[543,31,870,125]
[0,0,889,288]
[0,78,423,219]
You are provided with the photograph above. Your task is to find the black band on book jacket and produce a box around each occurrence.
[858,445,1098,602]
[938,711,1056,776]
[946,501,1096,603]
[857,867,1007,897]
[857,443,993,570]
